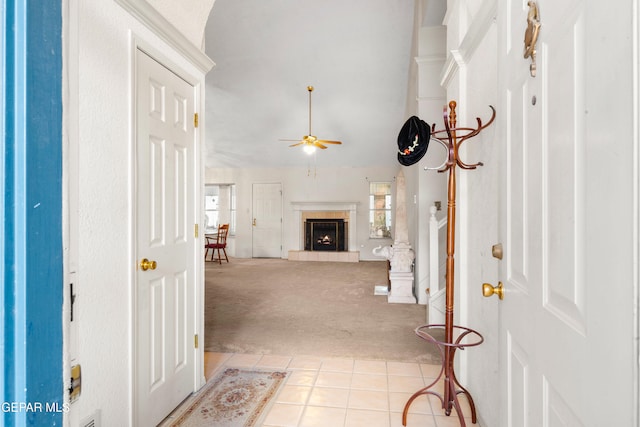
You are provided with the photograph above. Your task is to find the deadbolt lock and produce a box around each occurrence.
[492,243,503,260]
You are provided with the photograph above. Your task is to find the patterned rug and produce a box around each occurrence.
[169,368,289,426]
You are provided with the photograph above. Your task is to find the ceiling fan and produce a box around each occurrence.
[281,86,342,153]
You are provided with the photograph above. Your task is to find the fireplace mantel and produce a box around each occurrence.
[290,201,359,212]
[290,201,359,257]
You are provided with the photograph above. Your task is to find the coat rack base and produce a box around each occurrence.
[402,324,483,427]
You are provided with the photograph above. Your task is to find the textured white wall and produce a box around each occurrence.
[413,25,448,305]
[66,1,212,425]
[147,0,216,48]
[440,2,499,426]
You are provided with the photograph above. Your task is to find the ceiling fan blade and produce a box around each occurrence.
[314,142,328,149]
[289,142,304,147]
[317,139,342,145]
[280,139,302,142]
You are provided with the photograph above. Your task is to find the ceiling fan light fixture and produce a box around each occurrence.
[280,85,343,152]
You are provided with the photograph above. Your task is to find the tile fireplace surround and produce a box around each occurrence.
[289,201,360,262]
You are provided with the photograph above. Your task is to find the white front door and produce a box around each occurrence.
[495,1,636,425]
[252,183,282,258]
[135,49,197,426]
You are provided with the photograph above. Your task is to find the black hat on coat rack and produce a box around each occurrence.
[396,116,431,166]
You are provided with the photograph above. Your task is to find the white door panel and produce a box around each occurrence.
[501,5,543,424]
[252,183,282,258]
[506,333,529,427]
[496,1,635,426]
[136,49,196,427]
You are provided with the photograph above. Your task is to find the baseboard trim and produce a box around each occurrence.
[288,250,360,263]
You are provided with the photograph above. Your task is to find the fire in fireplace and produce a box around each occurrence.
[304,219,347,251]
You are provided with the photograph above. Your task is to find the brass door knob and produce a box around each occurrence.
[139,258,157,271]
[482,282,504,300]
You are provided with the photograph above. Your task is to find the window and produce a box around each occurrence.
[204,184,236,235]
[204,191,219,233]
[229,184,236,235]
[369,182,392,238]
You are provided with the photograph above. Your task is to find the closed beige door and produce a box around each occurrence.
[252,183,282,258]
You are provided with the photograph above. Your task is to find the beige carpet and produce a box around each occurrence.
[204,258,441,364]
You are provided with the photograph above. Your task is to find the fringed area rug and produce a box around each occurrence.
[169,368,288,427]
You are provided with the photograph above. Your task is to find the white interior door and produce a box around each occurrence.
[252,183,282,258]
[135,49,197,426]
[497,1,635,425]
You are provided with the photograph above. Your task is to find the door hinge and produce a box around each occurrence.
[194,334,199,348]
[194,113,199,128]
[194,224,199,238]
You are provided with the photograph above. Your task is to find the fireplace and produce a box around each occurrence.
[289,201,359,262]
[304,219,347,251]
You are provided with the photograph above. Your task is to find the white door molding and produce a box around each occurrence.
[115,0,215,74]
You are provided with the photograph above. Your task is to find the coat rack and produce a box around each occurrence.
[402,101,495,426]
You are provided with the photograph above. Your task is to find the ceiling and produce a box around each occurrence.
[203,0,446,169]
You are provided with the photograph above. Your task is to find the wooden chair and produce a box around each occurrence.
[205,224,229,263]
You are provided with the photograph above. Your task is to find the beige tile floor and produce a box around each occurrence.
[204,352,479,427]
